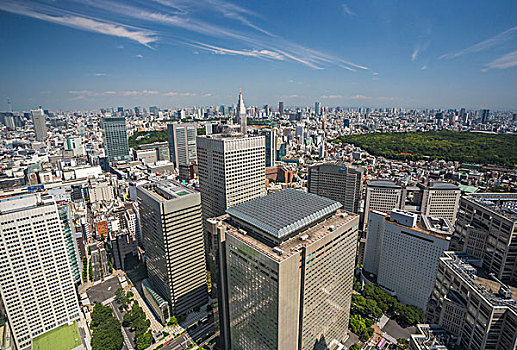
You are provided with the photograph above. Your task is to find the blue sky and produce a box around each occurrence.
[0,0,516,110]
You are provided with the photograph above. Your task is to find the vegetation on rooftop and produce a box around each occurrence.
[333,130,517,167]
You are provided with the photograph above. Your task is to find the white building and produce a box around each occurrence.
[0,194,80,350]
[363,209,451,309]
[363,180,405,230]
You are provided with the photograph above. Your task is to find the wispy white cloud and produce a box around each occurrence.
[420,65,428,70]
[322,94,345,99]
[94,73,109,76]
[483,50,517,70]
[0,1,158,47]
[321,94,402,101]
[69,90,160,97]
[0,0,371,72]
[441,26,517,60]
[412,47,419,61]
[341,4,356,16]
[164,92,197,97]
[136,54,144,58]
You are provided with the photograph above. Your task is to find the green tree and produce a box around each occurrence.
[167,316,178,327]
[397,338,409,350]
[136,331,154,350]
[91,304,123,350]
[89,260,93,282]
[115,288,128,309]
[350,344,361,350]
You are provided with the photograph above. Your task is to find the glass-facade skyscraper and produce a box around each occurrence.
[102,115,130,164]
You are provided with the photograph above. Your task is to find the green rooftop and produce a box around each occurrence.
[33,322,82,350]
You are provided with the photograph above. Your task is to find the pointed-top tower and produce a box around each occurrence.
[237,88,247,135]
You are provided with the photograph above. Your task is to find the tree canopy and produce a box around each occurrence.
[91,304,123,350]
[333,130,517,167]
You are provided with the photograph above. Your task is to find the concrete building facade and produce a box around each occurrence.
[137,180,208,317]
[208,189,359,350]
[308,162,364,214]
[0,194,80,350]
[363,180,405,230]
[363,209,451,309]
[102,115,130,164]
[167,123,197,167]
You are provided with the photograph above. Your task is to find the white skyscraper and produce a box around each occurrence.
[236,89,247,135]
[363,209,451,309]
[0,194,80,350]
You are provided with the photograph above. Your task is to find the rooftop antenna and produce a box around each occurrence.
[7,98,12,112]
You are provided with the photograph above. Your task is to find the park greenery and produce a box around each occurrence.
[88,259,93,282]
[129,130,167,150]
[91,303,124,350]
[115,288,129,310]
[349,282,425,342]
[333,130,517,167]
[122,302,153,350]
[82,256,87,282]
[397,338,410,350]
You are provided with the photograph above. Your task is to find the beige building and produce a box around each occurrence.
[363,180,405,230]
[418,182,461,225]
[137,180,208,317]
[208,189,359,349]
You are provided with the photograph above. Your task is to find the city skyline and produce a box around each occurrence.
[0,0,517,110]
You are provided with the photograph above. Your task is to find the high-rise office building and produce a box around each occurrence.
[237,89,247,135]
[480,109,490,124]
[278,101,284,115]
[416,182,461,225]
[208,189,359,349]
[167,123,197,167]
[137,180,208,316]
[451,193,517,284]
[426,252,517,350]
[263,129,277,167]
[0,194,80,350]
[363,180,405,230]
[308,161,364,214]
[58,204,82,283]
[31,108,47,141]
[315,101,321,116]
[363,210,451,309]
[102,115,130,164]
[197,134,266,348]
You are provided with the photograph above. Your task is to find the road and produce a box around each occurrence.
[111,301,135,350]
[161,334,192,350]
[187,321,216,345]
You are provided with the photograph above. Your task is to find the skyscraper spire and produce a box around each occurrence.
[237,88,247,135]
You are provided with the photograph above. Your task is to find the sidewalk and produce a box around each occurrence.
[130,286,163,333]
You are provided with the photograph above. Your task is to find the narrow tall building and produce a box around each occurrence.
[137,180,208,316]
[197,134,265,348]
[102,114,130,164]
[208,189,359,349]
[363,180,405,230]
[237,89,247,135]
[308,162,364,214]
[0,194,80,350]
[167,123,197,167]
[363,210,451,309]
[31,108,47,141]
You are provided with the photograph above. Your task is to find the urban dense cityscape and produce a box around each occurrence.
[1,1,517,350]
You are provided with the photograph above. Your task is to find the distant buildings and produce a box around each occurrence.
[308,161,364,214]
[278,101,284,115]
[315,101,321,116]
[0,194,80,350]
[426,252,517,350]
[137,180,208,317]
[363,209,451,309]
[102,115,130,164]
[31,108,47,141]
[208,189,359,349]
[167,123,197,167]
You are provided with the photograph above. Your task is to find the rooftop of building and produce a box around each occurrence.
[410,324,456,350]
[442,252,517,309]
[366,179,401,189]
[465,193,517,222]
[427,181,460,190]
[379,210,451,241]
[221,208,357,262]
[138,180,196,202]
[226,188,342,239]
